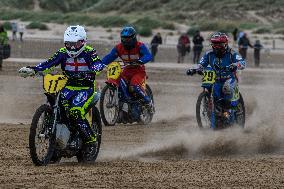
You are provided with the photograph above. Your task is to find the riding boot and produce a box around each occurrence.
[77,120,97,160]
[132,85,154,113]
[77,120,96,144]
[132,85,151,104]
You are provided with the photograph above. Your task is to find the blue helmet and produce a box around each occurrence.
[120,26,137,50]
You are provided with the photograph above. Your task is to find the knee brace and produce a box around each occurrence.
[69,109,83,120]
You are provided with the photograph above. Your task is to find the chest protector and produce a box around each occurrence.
[116,42,142,64]
[65,57,90,72]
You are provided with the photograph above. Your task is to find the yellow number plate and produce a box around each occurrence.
[202,70,216,84]
[43,74,68,93]
[107,62,122,80]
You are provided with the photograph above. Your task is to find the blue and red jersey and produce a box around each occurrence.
[102,41,152,66]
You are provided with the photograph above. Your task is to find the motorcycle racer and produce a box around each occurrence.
[187,32,246,123]
[101,26,153,110]
[19,25,104,159]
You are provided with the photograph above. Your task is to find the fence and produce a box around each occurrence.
[8,39,284,65]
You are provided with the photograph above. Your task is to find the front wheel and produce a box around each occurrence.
[139,84,155,125]
[77,107,102,163]
[100,84,119,126]
[196,91,212,129]
[29,104,56,166]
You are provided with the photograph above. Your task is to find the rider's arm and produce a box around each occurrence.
[138,43,153,64]
[86,48,104,72]
[32,48,65,73]
[232,52,246,70]
[199,52,210,68]
[102,47,119,66]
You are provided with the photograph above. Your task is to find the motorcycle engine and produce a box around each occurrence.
[56,123,71,149]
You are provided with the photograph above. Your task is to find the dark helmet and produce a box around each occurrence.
[210,32,229,57]
[120,26,137,50]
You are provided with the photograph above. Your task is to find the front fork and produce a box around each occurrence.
[38,93,60,139]
[206,88,216,129]
[51,93,60,134]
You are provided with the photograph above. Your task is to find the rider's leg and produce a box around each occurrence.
[222,78,237,122]
[130,72,151,104]
[131,84,151,104]
[67,87,97,145]
[119,78,131,100]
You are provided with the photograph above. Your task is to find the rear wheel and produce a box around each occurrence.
[100,85,119,126]
[196,91,212,129]
[77,107,102,163]
[139,84,155,125]
[29,104,56,166]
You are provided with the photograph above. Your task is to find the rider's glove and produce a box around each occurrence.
[19,66,35,78]
[229,63,238,72]
[186,69,196,76]
[92,63,105,72]
[136,60,144,65]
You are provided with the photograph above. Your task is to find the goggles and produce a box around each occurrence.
[121,35,134,42]
[65,40,84,49]
[211,42,226,49]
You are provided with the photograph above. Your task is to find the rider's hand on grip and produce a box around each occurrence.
[136,60,143,65]
[19,66,35,78]
[186,69,196,76]
[229,63,238,72]
[130,60,143,66]
[197,69,203,75]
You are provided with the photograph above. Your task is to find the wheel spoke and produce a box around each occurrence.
[103,87,118,125]
[35,111,51,161]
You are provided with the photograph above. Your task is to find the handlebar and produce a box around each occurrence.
[113,60,143,67]
[187,63,238,76]
[65,71,97,80]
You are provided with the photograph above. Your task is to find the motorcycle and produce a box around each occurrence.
[188,65,245,129]
[99,61,155,126]
[23,72,102,166]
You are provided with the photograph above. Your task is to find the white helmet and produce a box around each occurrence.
[64,25,87,57]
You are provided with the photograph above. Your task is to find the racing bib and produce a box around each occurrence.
[107,62,122,80]
[202,70,216,85]
[43,74,68,93]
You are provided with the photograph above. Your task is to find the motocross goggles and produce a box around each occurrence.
[121,35,135,43]
[211,42,227,50]
[64,40,85,51]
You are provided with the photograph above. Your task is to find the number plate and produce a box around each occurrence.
[202,70,216,85]
[107,62,122,80]
[43,74,68,93]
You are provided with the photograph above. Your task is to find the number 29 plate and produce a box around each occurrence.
[202,70,216,85]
